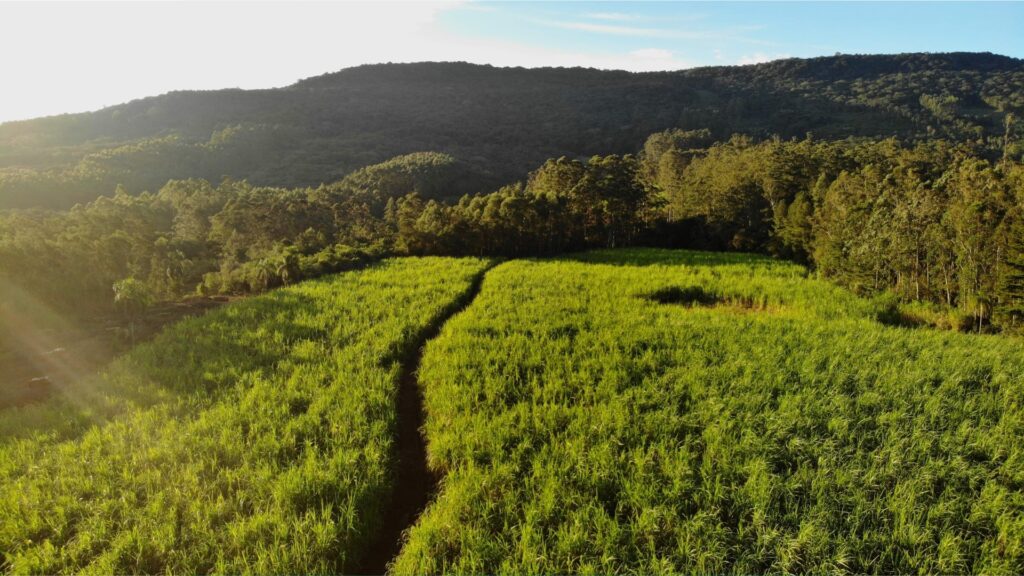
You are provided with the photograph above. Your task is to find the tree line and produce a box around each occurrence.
[2,132,1023,331]
[648,132,1024,330]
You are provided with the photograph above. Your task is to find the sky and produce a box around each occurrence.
[0,1,1022,124]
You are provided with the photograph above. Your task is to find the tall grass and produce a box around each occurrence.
[394,248,1024,574]
[0,257,491,574]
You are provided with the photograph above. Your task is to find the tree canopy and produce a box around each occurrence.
[3,132,1024,332]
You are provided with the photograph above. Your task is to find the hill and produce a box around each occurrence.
[1,52,1022,209]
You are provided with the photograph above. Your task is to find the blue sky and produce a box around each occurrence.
[439,2,1024,69]
[0,1,1021,124]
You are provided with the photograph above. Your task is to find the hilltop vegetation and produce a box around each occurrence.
[0,257,492,573]
[0,151,474,316]
[1,53,1023,209]
[396,249,1024,574]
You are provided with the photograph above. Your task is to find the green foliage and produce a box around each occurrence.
[335,152,490,209]
[4,133,1024,333]
[112,277,153,312]
[920,93,960,121]
[386,153,656,257]
[0,177,390,316]
[394,249,1024,574]
[998,207,1024,327]
[643,135,1024,331]
[112,277,155,344]
[0,256,492,573]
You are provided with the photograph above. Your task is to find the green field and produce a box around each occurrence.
[0,257,492,574]
[396,249,1024,574]
[2,248,1024,574]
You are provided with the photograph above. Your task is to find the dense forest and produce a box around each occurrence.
[3,130,1024,332]
[1,52,1023,209]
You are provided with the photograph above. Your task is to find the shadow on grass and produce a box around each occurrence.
[547,247,794,270]
[641,285,783,314]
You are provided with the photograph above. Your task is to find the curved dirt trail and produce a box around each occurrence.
[353,265,493,574]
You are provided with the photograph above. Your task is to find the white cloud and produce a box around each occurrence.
[458,2,499,12]
[738,52,792,65]
[585,11,641,21]
[546,20,675,38]
[539,18,774,45]
[438,38,694,72]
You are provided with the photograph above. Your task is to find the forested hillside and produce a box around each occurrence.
[1,52,1022,209]
[4,52,1024,342]
[4,131,1024,334]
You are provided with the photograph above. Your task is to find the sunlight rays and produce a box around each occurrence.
[0,278,115,414]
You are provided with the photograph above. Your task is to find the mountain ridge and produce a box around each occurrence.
[5,51,1018,124]
[1,51,1022,209]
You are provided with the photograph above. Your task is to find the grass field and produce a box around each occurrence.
[395,249,1024,574]
[3,248,1023,574]
[0,257,492,574]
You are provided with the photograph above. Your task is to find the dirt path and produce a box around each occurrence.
[353,267,492,575]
